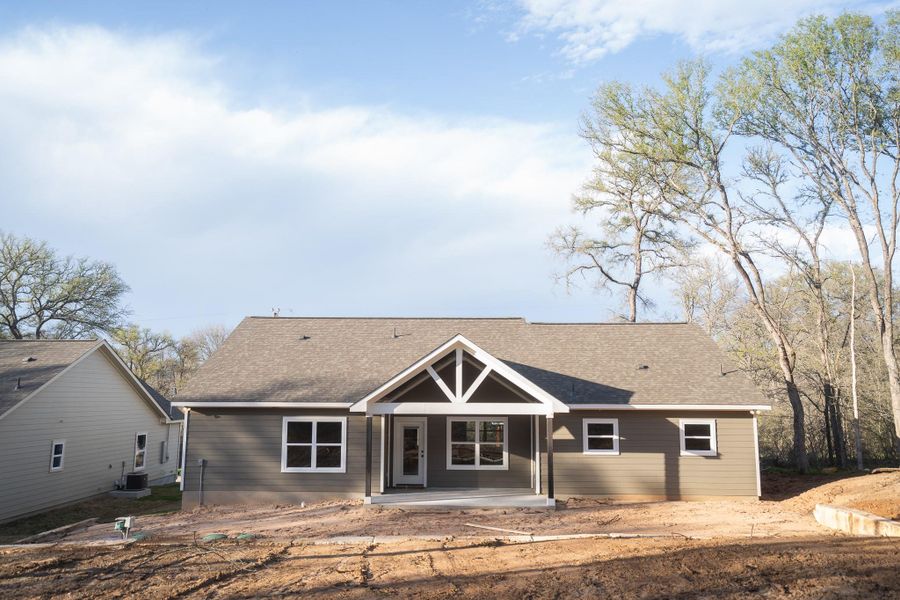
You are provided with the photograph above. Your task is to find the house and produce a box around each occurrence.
[0,339,182,523]
[174,317,770,508]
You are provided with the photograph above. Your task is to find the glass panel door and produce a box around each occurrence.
[402,426,419,476]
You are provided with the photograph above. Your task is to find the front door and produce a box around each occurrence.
[393,418,427,486]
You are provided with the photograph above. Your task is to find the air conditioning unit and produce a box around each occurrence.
[124,472,148,490]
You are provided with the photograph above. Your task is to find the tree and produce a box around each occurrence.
[673,255,742,337]
[111,325,174,381]
[726,12,900,455]
[0,232,129,339]
[551,147,688,322]
[187,324,229,362]
[585,59,811,470]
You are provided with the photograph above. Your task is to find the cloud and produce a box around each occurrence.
[0,26,591,332]
[512,0,897,63]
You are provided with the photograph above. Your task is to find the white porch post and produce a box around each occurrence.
[533,414,541,495]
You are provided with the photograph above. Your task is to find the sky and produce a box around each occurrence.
[0,0,893,337]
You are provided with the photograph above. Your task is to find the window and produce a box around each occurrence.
[281,417,347,473]
[49,440,65,472]
[446,417,508,470]
[583,419,619,455]
[680,419,717,456]
[134,432,148,470]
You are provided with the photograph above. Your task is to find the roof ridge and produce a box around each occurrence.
[0,338,99,342]
[528,321,689,326]
[246,316,527,321]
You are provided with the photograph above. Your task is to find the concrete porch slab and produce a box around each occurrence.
[370,488,548,508]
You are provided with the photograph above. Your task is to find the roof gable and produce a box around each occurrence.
[349,334,569,414]
[0,339,175,422]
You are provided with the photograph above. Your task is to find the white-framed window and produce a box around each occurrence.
[680,419,717,457]
[49,439,66,472]
[446,417,508,470]
[281,416,347,473]
[583,418,619,455]
[134,432,148,471]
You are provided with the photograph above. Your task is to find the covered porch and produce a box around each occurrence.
[351,334,566,507]
[370,487,547,508]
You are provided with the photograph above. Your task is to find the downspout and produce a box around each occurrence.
[179,408,190,492]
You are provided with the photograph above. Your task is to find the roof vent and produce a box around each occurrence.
[637,364,650,370]
[22,356,37,363]
[299,335,310,341]
[14,377,22,390]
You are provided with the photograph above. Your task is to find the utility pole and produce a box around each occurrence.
[850,265,863,470]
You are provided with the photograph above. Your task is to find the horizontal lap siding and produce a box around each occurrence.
[542,411,758,498]
[0,351,180,523]
[183,409,380,495]
[425,415,532,488]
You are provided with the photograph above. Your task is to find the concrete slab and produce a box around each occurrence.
[109,489,151,499]
[814,503,900,537]
[370,488,548,508]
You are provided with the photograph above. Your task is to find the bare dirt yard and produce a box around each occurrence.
[1,472,899,599]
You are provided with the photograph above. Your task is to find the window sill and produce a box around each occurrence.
[446,464,509,471]
[281,467,346,473]
[680,451,717,457]
[583,450,620,456]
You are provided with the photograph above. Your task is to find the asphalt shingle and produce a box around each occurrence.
[178,317,768,407]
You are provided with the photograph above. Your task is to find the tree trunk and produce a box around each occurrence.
[778,350,808,472]
[824,394,834,466]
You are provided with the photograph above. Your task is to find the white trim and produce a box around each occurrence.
[582,418,620,455]
[281,416,348,473]
[455,348,463,401]
[180,409,190,491]
[569,404,771,411]
[679,419,717,457]
[49,439,66,472]
[393,417,428,485]
[379,415,386,494]
[349,334,569,414]
[753,414,761,497]
[133,431,148,471]
[172,402,353,409]
[446,416,509,470]
[460,366,493,403]
[426,365,457,402]
[534,415,541,494]
[369,403,550,415]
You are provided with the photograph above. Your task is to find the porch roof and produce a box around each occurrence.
[175,317,769,410]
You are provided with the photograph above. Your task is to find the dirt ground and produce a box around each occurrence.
[2,535,899,599]
[2,472,899,598]
[56,471,900,543]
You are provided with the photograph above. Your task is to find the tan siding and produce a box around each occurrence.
[0,350,180,523]
[183,409,381,502]
[540,411,758,499]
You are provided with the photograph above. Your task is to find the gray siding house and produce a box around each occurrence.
[175,317,769,507]
[0,340,182,523]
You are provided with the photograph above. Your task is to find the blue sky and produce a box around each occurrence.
[0,1,890,336]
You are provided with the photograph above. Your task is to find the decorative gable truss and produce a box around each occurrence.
[349,334,569,416]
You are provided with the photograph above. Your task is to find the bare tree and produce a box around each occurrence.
[726,12,900,455]
[187,324,230,362]
[587,60,809,470]
[0,232,129,339]
[741,149,847,466]
[673,255,742,337]
[551,150,688,321]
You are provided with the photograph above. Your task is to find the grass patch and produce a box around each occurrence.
[0,483,181,544]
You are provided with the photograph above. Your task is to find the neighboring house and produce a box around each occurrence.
[0,339,182,523]
[175,317,770,508]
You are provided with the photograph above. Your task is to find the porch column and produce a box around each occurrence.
[546,415,555,506]
[364,415,373,503]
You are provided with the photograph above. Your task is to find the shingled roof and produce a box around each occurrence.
[0,339,177,420]
[177,317,768,408]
